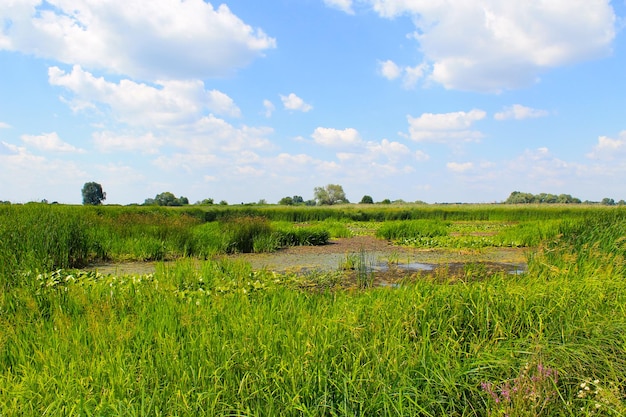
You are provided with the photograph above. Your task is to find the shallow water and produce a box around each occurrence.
[85,237,528,277]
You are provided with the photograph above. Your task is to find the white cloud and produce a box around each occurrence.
[366,0,615,92]
[447,162,474,173]
[280,93,313,112]
[415,150,430,161]
[402,63,429,89]
[207,90,242,118]
[378,60,401,80]
[587,131,626,160]
[407,109,486,143]
[263,99,275,118]
[494,104,549,120]
[21,132,85,153]
[49,66,241,126]
[312,127,361,147]
[0,0,276,81]
[378,60,428,88]
[0,122,11,129]
[92,131,163,154]
[324,0,354,14]
[0,141,87,202]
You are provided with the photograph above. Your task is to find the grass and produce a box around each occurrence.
[1,204,625,415]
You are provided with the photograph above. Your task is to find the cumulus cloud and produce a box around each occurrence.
[378,60,401,80]
[0,141,87,201]
[378,60,428,88]
[312,127,361,147]
[21,132,85,153]
[0,122,11,129]
[0,0,276,81]
[407,109,486,142]
[447,162,474,173]
[587,131,626,160]
[92,131,163,154]
[494,104,549,120]
[49,66,242,126]
[506,147,574,188]
[263,99,275,118]
[324,0,354,14]
[280,93,313,112]
[365,0,615,92]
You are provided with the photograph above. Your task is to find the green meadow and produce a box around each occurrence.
[0,203,625,416]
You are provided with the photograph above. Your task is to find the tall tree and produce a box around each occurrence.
[360,195,374,204]
[82,182,106,205]
[313,184,348,205]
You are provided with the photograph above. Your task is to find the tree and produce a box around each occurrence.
[145,192,189,206]
[360,195,374,204]
[279,195,304,205]
[82,182,106,205]
[313,184,348,205]
[196,198,214,205]
[505,191,534,204]
[601,197,616,206]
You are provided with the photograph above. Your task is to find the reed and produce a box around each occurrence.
[1,205,625,415]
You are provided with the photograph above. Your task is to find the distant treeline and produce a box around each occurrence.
[505,191,624,205]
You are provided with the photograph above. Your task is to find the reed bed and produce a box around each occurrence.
[0,204,625,415]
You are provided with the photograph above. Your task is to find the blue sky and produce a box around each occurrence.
[1,0,626,204]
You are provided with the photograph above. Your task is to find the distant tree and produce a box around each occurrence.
[360,195,374,204]
[601,197,616,206]
[82,182,106,205]
[314,184,349,205]
[279,196,294,205]
[505,191,534,204]
[618,200,626,206]
[505,191,581,204]
[292,195,304,204]
[304,199,316,206]
[380,198,391,205]
[145,192,189,206]
[196,198,214,205]
[258,199,268,205]
[219,200,228,205]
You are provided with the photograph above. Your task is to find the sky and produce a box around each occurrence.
[2,0,626,205]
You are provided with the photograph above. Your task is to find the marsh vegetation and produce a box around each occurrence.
[0,204,625,415]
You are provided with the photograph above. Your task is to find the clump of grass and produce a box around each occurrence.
[0,204,91,285]
[376,219,449,241]
[271,224,329,247]
[221,216,273,253]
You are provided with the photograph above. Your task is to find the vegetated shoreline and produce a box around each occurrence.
[86,234,528,280]
[0,204,625,416]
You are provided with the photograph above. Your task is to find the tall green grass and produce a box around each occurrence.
[1,209,626,415]
[376,219,450,240]
[0,204,90,286]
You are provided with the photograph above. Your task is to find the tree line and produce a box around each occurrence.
[79,182,626,207]
[505,191,624,205]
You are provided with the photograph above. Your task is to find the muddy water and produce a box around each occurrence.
[86,236,528,277]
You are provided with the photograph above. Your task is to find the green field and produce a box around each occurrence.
[1,204,625,416]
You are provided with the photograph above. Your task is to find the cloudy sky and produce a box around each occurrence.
[1,0,626,204]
